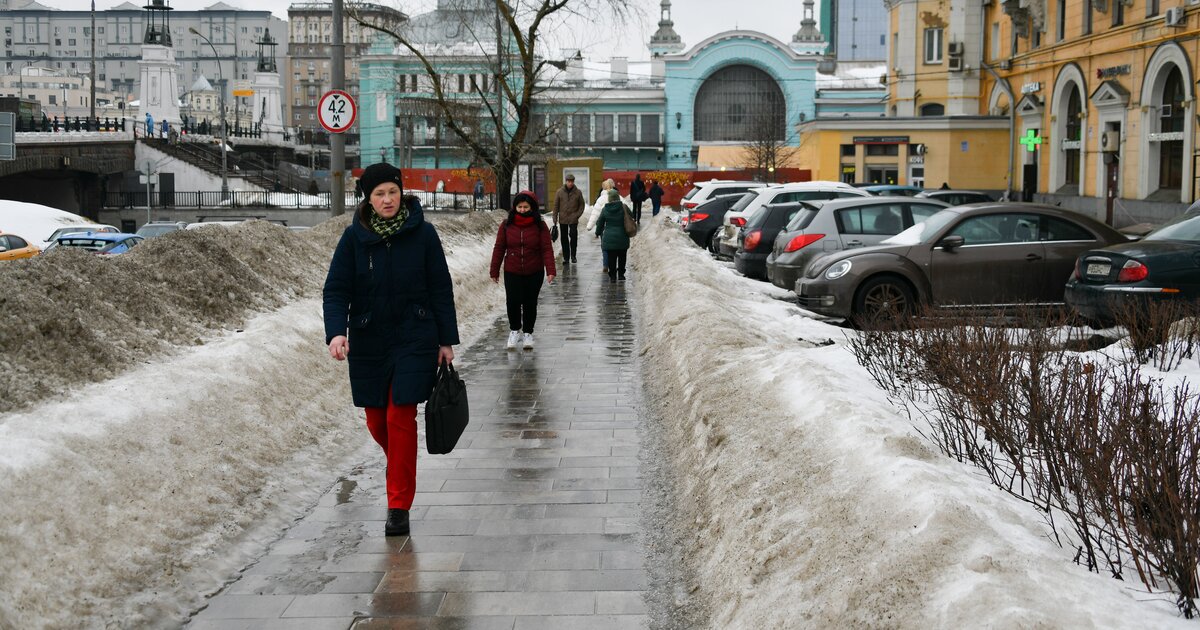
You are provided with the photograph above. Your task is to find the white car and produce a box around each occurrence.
[680,180,766,213]
[717,182,872,256]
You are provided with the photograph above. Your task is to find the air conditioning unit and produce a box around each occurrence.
[948,41,965,56]
[948,56,964,71]
[999,59,1012,70]
[1165,6,1187,24]
[1101,130,1120,152]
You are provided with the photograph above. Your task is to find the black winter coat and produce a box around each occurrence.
[323,197,460,407]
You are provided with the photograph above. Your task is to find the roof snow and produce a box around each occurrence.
[202,2,244,10]
[190,75,214,92]
[109,1,142,9]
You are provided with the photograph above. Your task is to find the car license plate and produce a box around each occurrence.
[1086,262,1110,277]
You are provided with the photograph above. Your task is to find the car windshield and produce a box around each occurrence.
[785,207,821,231]
[137,225,179,237]
[882,210,959,245]
[49,227,98,241]
[682,186,701,200]
[58,238,110,251]
[1144,211,1200,243]
[730,191,760,213]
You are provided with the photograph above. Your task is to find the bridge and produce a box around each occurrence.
[4,130,136,219]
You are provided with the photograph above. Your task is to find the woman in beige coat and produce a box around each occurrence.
[586,179,617,273]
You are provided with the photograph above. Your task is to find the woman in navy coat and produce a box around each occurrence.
[323,162,459,536]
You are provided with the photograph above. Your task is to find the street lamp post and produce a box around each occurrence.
[189,26,229,199]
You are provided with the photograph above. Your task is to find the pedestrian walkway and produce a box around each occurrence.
[187,240,649,630]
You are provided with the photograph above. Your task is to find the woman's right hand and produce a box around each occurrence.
[328,335,349,361]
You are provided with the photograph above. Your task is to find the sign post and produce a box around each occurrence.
[319,88,355,216]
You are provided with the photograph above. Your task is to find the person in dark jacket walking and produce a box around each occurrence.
[490,190,556,350]
[323,162,460,537]
[629,173,646,224]
[551,173,586,267]
[595,188,632,281]
[648,180,665,217]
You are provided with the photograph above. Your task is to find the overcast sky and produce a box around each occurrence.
[42,0,810,63]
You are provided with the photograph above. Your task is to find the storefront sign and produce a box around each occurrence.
[853,136,909,144]
[841,165,857,174]
[1021,82,1043,95]
[909,156,924,164]
[1148,132,1185,142]
[1096,65,1131,79]
[1061,140,1082,150]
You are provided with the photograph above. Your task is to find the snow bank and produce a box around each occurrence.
[629,218,1190,629]
[0,211,504,628]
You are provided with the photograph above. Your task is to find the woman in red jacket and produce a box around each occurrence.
[490,190,557,349]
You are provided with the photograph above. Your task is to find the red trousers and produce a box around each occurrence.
[364,394,418,510]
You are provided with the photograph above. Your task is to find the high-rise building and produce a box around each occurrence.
[0,0,284,113]
[818,0,888,61]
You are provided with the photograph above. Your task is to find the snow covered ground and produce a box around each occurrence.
[630,217,1193,628]
[0,213,504,628]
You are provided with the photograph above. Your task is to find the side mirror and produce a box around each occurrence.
[938,235,965,250]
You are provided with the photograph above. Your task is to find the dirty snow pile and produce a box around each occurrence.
[0,211,504,628]
[630,218,1190,629]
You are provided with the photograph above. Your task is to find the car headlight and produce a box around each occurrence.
[824,260,853,280]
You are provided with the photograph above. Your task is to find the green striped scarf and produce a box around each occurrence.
[369,206,409,237]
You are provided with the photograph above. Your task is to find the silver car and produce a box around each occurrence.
[764,196,950,291]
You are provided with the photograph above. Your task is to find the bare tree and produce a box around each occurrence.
[738,112,799,183]
[348,0,631,210]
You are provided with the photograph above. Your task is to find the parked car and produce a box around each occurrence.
[734,202,814,279]
[683,193,753,252]
[41,223,119,250]
[53,232,145,255]
[0,231,40,260]
[718,182,871,256]
[794,204,1128,322]
[764,196,951,291]
[863,184,925,197]
[680,179,765,212]
[136,221,189,238]
[915,190,994,206]
[1065,209,1200,325]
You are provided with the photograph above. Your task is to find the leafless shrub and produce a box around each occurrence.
[1113,297,1200,371]
[848,304,1200,616]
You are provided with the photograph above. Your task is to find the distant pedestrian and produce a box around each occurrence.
[630,173,646,224]
[145,112,154,138]
[648,179,665,217]
[586,178,616,274]
[595,188,632,281]
[160,119,169,139]
[474,178,485,209]
[323,162,460,537]
[490,190,556,350]
[552,173,586,268]
[940,182,951,190]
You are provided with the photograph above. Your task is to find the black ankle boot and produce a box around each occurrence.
[385,508,410,536]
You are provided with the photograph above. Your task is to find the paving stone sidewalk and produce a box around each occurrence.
[187,239,649,630]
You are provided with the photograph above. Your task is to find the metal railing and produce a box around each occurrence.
[102,190,497,212]
[15,115,130,133]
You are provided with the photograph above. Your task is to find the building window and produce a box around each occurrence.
[1147,0,1160,17]
[640,114,659,143]
[923,28,943,64]
[1064,88,1082,188]
[1112,0,1124,27]
[595,114,613,143]
[1056,0,1065,41]
[693,64,785,142]
[991,23,1000,60]
[919,103,945,116]
[457,74,465,92]
[68,39,76,46]
[618,114,637,143]
[571,114,590,143]
[865,144,899,156]
[841,144,856,157]
[1159,66,1185,190]
[1083,2,1093,35]
[48,94,55,104]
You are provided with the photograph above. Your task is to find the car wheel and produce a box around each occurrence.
[852,276,916,324]
[706,230,719,254]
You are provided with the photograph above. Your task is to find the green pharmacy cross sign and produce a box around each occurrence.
[1020,129,1043,153]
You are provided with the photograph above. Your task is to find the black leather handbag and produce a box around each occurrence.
[425,362,469,454]
[550,223,559,243]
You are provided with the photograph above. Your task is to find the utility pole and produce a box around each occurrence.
[90,0,96,122]
[330,0,346,216]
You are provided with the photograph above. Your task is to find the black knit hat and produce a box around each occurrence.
[356,162,404,197]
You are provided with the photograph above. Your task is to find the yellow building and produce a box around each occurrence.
[983,0,1198,224]
[797,0,1013,192]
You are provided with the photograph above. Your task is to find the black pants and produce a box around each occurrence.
[605,249,628,279]
[504,271,544,333]
[560,223,579,262]
[632,200,643,222]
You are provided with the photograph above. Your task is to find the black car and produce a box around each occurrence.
[684,192,752,252]
[915,190,994,206]
[734,202,811,280]
[1065,210,1200,325]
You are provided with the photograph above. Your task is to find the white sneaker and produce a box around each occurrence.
[506,330,521,350]
[522,333,535,349]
